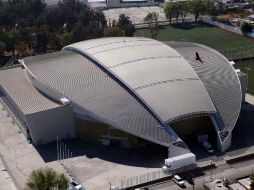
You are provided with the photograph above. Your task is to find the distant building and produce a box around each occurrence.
[0,38,242,157]
[247,14,254,21]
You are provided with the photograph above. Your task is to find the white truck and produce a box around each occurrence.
[162,153,196,172]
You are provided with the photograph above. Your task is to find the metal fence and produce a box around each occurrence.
[219,46,254,61]
[120,169,168,189]
[202,16,254,39]
[119,164,196,189]
[201,16,242,35]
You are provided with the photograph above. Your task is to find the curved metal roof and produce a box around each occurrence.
[64,37,216,123]
[166,41,242,133]
[23,51,172,147]
[20,38,242,147]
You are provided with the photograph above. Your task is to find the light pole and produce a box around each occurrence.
[57,136,59,161]
[210,159,213,181]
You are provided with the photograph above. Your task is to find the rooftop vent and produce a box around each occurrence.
[60,98,71,105]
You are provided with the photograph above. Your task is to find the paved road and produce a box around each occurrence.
[144,158,254,190]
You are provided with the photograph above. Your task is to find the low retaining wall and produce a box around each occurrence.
[226,152,254,164]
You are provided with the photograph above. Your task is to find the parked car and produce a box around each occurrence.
[173,175,185,187]
[69,180,85,190]
[202,141,214,154]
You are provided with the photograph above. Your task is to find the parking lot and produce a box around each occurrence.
[103,6,166,24]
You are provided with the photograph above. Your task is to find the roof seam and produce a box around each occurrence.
[92,43,163,54]
[84,38,152,50]
[134,78,200,91]
[108,55,182,68]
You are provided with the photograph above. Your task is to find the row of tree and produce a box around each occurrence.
[0,0,136,58]
[143,0,218,39]
[164,0,217,24]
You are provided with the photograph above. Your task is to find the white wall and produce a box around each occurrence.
[217,132,232,152]
[26,105,76,145]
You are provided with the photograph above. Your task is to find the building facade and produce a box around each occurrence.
[0,38,242,156]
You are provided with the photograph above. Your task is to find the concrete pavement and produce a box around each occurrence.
[0,102,68,189]
[0,101,165,190]
[0,157,16,190]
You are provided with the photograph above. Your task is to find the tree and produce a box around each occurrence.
[117,14,136,37]
[250,176,254,190]
[60,32,72,47]
[206,0,217,16]
[48,32,61,51]
[241,22,253,34]
[27,0,46,18]
[19,28,36,49]
[144,12,158,39]
[8,0,30,19]
[164,2,178,25]
[0,41,5,54]
[3,30,21,55]
[25,167,69,190]
[188,0,207,22]
[179,2,188,23]
[15,41,28,56]
[0,0,108,55]
[70,22,89,43]
[103,26,124,37]
[0,0,3,14]
[35,26,49,53]
[164,2,186,23]
[0,11,15,27]
[57,173,69,190]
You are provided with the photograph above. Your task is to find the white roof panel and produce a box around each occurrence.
[65,37,216,123]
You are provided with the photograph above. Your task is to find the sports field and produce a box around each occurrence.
[135,23,254,51]
[234,60,254,93]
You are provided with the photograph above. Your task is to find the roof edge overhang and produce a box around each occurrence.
[167,111,216,125]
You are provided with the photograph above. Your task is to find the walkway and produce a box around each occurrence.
[0,101,68,189]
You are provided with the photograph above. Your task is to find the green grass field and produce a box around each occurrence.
[135,23,254,51]
[234,60,254,93]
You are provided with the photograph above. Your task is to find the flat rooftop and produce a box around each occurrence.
[0,67,60,114]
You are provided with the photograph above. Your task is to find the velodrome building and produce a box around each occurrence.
[0,38,242,156]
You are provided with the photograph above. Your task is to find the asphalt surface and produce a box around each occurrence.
[141,155,254,190]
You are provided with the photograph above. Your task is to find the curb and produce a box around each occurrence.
[0,153,21,190]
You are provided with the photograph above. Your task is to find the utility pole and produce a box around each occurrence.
[210,160,213,181]
[57,136,59,161]
[59,139,62,164]
[62,142,65,166]
[65,145,67,169]
[109,182,112,190]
